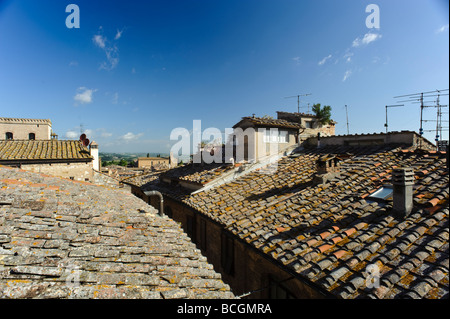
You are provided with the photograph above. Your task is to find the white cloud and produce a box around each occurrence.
[120,132,144,142]
[93,34,106,49]
[352,32,382,47]
[343,70,352,82]
[84,129,94,137]
[292,56,301,65]
[101,131,113,138]
[99,45,119,71]
[115,28,124,40]
[436,24,449,33]
[74,87,96,105]
[93,28,120,70]
[343,52,354,63]
[65,130,78,139]
[318,54,332,66]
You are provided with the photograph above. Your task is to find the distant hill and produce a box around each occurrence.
[99,152,169,162]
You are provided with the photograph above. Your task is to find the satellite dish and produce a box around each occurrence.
[80,133,86,141]
[83,138,90,147]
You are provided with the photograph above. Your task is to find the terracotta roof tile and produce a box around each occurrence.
[140,144,448,298]
[0,140,92,162]
[234,116,304,129]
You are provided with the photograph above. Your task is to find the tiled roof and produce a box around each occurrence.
[161,162,237,186]
[0,165,234,299]
[140,144,449,299]
[233,117,304,129]
[0,140,92,162]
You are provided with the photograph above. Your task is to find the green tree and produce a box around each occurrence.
[312,103,332,125]
[118,159,128,167]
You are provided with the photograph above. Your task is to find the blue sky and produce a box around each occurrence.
[0,0,448,153]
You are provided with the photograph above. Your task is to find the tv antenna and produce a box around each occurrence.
[284,93,311,113]
[384,104,404,133]
[345,104,350,135]
[394,89,449,148]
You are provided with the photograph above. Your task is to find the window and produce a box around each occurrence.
[367,185,393,204]
[305,121,314,129]
[278,130,288,143]
[5,132,13,140]
[221,231,234,275]
[29,133,35,140]
[263,129,289,143]
[269,276,296,299]
[263,129,271,143]
[368,186,393,200]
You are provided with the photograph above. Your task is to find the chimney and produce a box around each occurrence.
[89,141,100,171]
[392,167,414,218]
[313,155,341,185]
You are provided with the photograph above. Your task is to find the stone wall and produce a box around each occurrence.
[305,130,436,150]
[0,118,51,140]
[137,157,170,169]
[19,161,94,181]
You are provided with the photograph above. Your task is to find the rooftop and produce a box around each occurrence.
[233,116,304,129]
[0,165,234,299]
[0,140,93,163]
[136,142,449,299]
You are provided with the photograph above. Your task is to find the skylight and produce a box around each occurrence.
[368,186,393,201]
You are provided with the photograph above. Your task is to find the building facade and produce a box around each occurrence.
[276,111,336,142]
[0,117,52,140]
[137,156,170,170]
[0,139,96,181]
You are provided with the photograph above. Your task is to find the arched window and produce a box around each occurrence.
[5,132,13,140]
[29,133,36,140]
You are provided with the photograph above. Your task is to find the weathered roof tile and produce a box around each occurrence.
[0,165,234,299]
[135,144,448,299]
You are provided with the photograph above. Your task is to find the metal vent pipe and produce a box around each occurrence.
[144,190,164,216]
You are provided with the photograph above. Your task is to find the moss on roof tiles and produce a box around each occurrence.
[141,144,448,299]
[0,140,92,161]
[0,165,234,299]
